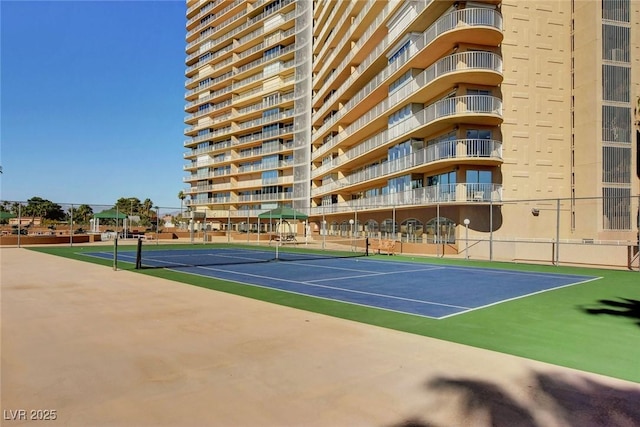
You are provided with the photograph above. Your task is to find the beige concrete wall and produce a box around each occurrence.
[499,1,573,242]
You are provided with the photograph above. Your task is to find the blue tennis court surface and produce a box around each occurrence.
[85,248,600,319]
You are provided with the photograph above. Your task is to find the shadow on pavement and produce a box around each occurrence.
[582,298,640,327]
[390,371,640,427]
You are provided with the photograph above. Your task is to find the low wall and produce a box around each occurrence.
[0,234,102,246]
[465,239,639,270]
[398,241,458,256]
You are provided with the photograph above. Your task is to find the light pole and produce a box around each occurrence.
[463,218,470,260]
[349,219,355,250]
[322,220,326,250]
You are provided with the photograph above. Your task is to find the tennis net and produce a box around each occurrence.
[134,237,369,269]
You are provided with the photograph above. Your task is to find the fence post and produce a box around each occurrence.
[227,208,231,243]
[69,204,74,247]
[113,235,118,271]
[489,197,493,261]
[436,200,440,257]
[17,204,21,248]
[555,198,560,266]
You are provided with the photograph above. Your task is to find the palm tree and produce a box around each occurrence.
[142,198,153,217]
[74,204,94,224]
[178,190,186,218]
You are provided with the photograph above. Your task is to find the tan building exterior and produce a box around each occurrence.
[184,0,639,267]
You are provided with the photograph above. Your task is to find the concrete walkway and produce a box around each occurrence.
[2,247,639,426]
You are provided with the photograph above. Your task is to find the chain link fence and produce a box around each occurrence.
[1,196,638,270]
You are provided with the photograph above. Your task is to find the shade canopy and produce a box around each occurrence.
[258,206,308,220]
[94,210,127,219]
[0,211,16,220]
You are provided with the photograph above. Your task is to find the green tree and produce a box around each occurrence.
[178,190,186,218]
[10,202,21,216]
[71,204,94,224]
[24,197,65,221]
[142,198,153,217]
[114,197,141,216]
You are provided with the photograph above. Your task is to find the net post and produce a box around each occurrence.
[113,234,118,271]
[365,237,369,256]
[135,237,142,269]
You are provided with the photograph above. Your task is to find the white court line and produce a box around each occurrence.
[306,267,445,283]
[194,264,470,310]
[278,259,445,275]
[353,257,596,280]
[170,268,452,319]
[81,251,598,320]
[438,276,603,319]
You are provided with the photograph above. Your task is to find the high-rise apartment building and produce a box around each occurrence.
[184,0,639,266]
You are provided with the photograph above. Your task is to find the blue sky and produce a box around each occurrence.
[1,0,187,208]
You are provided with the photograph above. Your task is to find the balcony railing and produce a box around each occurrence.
[185,99,232,122]
[314,50,502,137]
[186,0,295,52]
[187,0,245,37]
[189,182,233,193]
[313,95,502,160]
[186,197,232,206]
[310,183,503,215]
[238,192,290,202]
[237,159,293,173]
[313,139,502,193]
[314,7,502,114]
[183,168,233,182]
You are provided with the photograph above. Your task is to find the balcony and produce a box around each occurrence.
[186,196,232,207]
[237,159,293,174]
[184,125,235,147]
[313,95,503,161]
[314,7,503,110]
[314,50,503,137]
[189,182,233,194]
[312,139,503,195]
[186,0,295,53]
[238,192,291,203]
[186,0,245,39]
[184,154,232,171]
[310,183,504,215]
[185,99,232,123]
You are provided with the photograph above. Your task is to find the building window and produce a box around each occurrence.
[388,40,410,64]
[263,154,279,168]
[466,170,492,184]
[428,171,456,200]
[603,187,631,230]
[263,107,280,119]
[263,92,280,107]
[602,25,630,62]
[602,146,631,183]
[264,45,282,58]
[602,0,630,22]
[388,140,412,161]
[388,105,412,126]
[602,105,631,142]
[603,65,630,102]
[466,129,492,156]
[198,78,212,88]
[389,70,412,93]
[424,217,456,244]
[265,0,281,15]
[387,175,412,194]
[466,129,491,139]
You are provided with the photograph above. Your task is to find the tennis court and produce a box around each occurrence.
[85,246,599,319]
